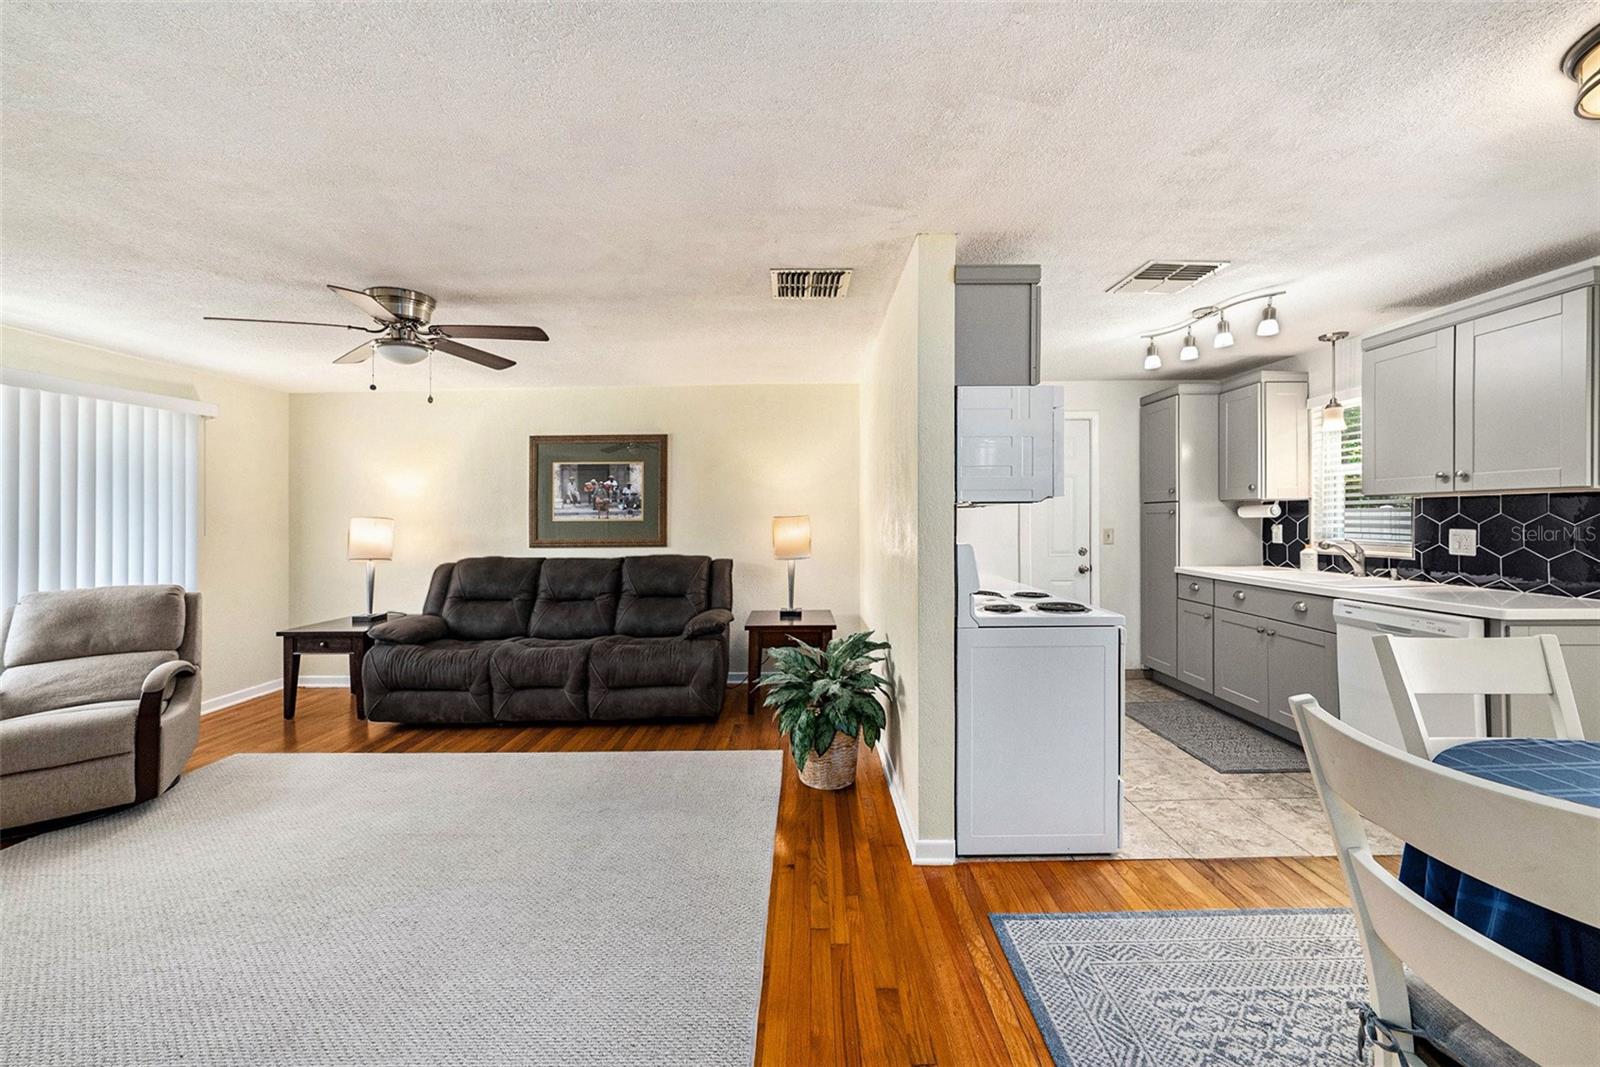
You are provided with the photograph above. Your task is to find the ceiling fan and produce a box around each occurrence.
[204,285,548,371]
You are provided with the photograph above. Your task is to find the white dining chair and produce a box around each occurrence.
[1372,634,1585,760]
[1289,693,1600,1067]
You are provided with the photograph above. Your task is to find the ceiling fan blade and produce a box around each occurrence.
[333,341,374,365]
[433,338,515,371]
[327,284,398,323]
[204,316,372,331]
[433,324,549,342]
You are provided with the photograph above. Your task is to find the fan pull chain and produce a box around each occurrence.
[427,351,435,404]
[369,355,377,391]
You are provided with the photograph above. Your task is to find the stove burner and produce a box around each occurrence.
[981,602,1023,614]
[974,589,1003,597]
[1035,601,1090,614]
[1010,590,1048,599]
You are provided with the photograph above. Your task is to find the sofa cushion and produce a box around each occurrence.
[0,700,140,775]
[365,640,494,692]
[441,558,541,640]
[4,586,185,667]
[0,651,176,720]
[615,556,711,638]
[530,558,622,639]
[489,640,590,721]
[587,636,724,719]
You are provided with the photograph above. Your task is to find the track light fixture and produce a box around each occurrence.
[1134,289,1285,370]
[1143,338,1162,371]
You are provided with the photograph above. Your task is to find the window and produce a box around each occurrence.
[1,372,209,609]
[1309,399,1413,557]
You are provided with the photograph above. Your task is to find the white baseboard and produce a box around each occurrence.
[876,744,956,866]
[300,674,352,688]
[201,680,280,715]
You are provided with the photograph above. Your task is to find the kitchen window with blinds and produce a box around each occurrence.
[1309,399,1414,557]
[1,371,212,609]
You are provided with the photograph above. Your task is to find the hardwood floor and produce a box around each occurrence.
[187,685,1364,1066]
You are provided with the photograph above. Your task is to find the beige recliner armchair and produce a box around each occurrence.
[0,585,201,831]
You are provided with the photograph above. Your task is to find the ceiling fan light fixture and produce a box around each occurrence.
[375,339,431,365]
[1179,330,1200,361]
[1256,303,1280,337]
[1561,23,1600,119]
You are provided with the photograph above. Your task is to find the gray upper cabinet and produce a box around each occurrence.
[1140,503,1179,677]
[1363,327,1457,495]
[1362,264,1599,496]
[955,265,1041,386]
[1139,396,1179,503]
[1217,371,1309,502]
[1454,289,1595,492]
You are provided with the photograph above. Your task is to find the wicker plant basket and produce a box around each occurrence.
[797,731,859,790]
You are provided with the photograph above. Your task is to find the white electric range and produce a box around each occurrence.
[956,543,1125,856]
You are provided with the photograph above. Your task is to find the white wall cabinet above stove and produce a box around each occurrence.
[957,385,1062,504]
[1362,262,1599,495]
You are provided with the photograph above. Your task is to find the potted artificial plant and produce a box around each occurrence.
[758,631,891,790]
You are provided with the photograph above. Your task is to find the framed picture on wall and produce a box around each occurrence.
[528,434,668,547]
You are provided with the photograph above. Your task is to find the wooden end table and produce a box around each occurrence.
[275,615,403,721]
[744,609,837,715]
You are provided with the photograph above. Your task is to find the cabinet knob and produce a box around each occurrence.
[1435,471,1450,481]
[1456,470,1471,481]
[1168,508,1175,516]
[1293,601,1308,613]
[1202,613,1212,620]
[1248,483,1256,492]
[1167,487,1175,495]
[1267,629,1277,636]
[1233,590,1246,601]
[1255,626,1266,634]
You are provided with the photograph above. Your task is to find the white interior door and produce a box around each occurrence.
[1023,416,1095,602]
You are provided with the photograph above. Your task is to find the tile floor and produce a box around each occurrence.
[1114,677,1403,860]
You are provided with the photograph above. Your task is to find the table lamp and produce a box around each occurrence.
[772,515,811,620]
[348,516,394,623]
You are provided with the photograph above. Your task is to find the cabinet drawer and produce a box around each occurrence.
[1214,581,1335,633]
[296,635,357,654]
[1177,575,1214,604]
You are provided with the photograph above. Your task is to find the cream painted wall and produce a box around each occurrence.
[286,384,861,676]
[858,234,957,856]
[0,326,291,703]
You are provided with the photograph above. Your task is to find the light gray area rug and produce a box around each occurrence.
[1127,699,1308,774]
[992,909,1364,1066]
[1,751,782,1067]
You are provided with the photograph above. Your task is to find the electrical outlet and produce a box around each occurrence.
[1270,523,1284,544]
[1101,527,1115,545]
[1448,528,1478,556]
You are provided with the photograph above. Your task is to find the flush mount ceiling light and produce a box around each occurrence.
[1136,289,1284,370]
[1143,338,1162,371]
[1561,23,1600,119]
[1257,301,1280,336]
[374,338,431,365]
[1318,331,1349,427]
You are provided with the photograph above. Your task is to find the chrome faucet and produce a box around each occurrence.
[1318,539,1367,577]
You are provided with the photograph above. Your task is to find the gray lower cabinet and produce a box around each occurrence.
[1140,504,1178,675]
[1264,619,1339,730]
[1500,622,1600,740]
[1212,607,1270,716]
[1176,601,1214,694]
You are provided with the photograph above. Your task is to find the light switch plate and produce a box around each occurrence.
[1270,523,1284,544]
[1102,527,1114,545]
[1448,528,1478,556]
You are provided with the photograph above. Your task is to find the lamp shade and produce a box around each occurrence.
[772,515,812,560]
[348,516,395,561]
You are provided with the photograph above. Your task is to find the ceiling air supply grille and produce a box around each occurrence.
[1108,260,1230,295]
[771,269,853,300]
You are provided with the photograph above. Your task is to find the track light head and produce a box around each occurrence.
[1179,330,1200,361]
[1143,339,1162,371]
[1256,303,1280,337]
[1214,314,1234,349]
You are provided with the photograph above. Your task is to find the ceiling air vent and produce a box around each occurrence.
[771,269,852,300]
[1107,260,1229,295]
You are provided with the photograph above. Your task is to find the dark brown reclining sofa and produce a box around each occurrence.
[363,555,733,724]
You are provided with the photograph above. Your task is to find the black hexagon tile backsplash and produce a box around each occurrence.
[1261,493,1600,598]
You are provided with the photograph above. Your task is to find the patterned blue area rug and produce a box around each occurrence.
[992,909,1364,1066]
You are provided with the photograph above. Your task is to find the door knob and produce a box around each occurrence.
[1078,547,1089,557]
[1078,564,1092,574]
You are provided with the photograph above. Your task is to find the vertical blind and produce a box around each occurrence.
[1310,400,1413,551]
[1,383,201,609]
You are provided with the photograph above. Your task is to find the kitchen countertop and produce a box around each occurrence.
[1175,565,1600,622]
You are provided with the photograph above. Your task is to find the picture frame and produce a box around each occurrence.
[528,434,668,548]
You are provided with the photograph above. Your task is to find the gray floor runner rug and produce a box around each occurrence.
[992,909,1365,1066]
[1,751,782,1067]
[1128,699,1308,773]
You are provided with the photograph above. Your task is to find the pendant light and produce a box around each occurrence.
[1179,330,1200,361]
[1143,339,1162,371]
[1256,301,1280,336]
[1213,313,1234,349]
[1318,331,1348,428]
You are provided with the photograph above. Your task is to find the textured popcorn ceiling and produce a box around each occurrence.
[2,2,1597,391]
